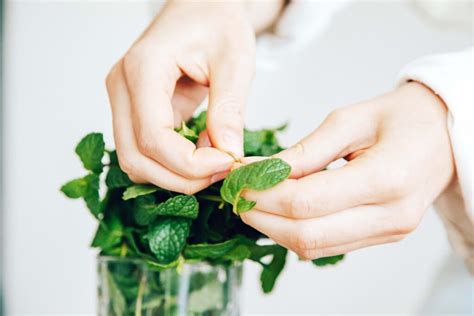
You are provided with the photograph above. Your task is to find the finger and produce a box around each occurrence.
[242,155,384,219]
[106,62,215,194]
[301,234,405,260]
[206,52,255,158]
[275,106,378,178]
[196,130,211,148]
[172,76,208,127]
[122,50,232,179]
[240,204,411,258]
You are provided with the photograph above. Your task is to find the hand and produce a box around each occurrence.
[105,1,283,194]
[240,82,455,259]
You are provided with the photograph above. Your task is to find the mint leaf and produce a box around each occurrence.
[75,133,105,174]
[83,173,101,217]
[122,184,159,200]
[312,254,345,266]
[154,195,198,219]
[147,217,191,264]
[176,121,198,142]
[61,177,88,198]
[260,246,287,293]
[134,195,199,226]
[91,216,123,250]
[183,238,239,260]
[105,166,132,189]
[61,174,100,217]
[222,244,252,261]
[220,158,291,214]
[188,111,207,135]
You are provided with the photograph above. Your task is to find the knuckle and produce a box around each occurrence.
[122,45,148,78]
[117,153,137,177]
[296,248,316,261]
[136,132,156,156]
[285,191,312,219]
[326,108,353,124]
[211,98,243,117]
[290,225,318,253]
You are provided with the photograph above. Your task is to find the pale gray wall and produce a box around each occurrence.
[3,1,472,314]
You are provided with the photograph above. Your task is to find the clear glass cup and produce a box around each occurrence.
[97,256,242,316]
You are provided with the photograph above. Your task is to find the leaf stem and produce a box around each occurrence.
[135,272,146,316]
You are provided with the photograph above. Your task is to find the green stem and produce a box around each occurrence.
[135,273,147,316]
[196,194,223,203]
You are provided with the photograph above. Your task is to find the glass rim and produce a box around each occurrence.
[97,255,243,268]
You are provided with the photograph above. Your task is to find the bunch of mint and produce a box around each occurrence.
[61,111,344,295]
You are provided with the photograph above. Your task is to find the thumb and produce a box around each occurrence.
[206,54,255,158]
[276,108,377,178]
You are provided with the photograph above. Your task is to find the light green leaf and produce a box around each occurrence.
[312,254,345,266]
[183,239,239,260]
[61,177,88,198]
[147,217,191,264]
[123,184,159,200]
[220,158,291,214]
[176,121,198,142]
[75,132,105,174]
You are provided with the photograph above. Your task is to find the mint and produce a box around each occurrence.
[134,195,199,226]
[220,158,291,214]
[147,217,191,264]
[122,184,159,200]
[75,132,105,174]
[312,254,345,266]
[61,112,345,301]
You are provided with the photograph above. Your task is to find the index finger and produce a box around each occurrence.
[122,49,233,179]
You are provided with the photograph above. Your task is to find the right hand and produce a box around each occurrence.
[106,1,282,194]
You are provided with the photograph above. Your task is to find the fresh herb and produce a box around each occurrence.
[61,111,344,311]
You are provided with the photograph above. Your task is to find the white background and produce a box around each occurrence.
[3,1,472,314]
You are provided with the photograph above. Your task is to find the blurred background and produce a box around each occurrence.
[1,0,472,314]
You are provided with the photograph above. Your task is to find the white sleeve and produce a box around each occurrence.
[396,48,474,273]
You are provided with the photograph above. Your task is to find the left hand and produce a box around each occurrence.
[240,82,455,260]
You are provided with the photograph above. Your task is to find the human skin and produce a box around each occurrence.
[106,0,284,194]
[240,82,455,259]
[106,1,455,259]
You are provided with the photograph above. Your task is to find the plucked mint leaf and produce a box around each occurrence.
[147,217,191,264]
[75,132,105,174]
[105,166,132,189]
[134,195,199,226]
[260,246,287,293]
[220,158,291,214]
[61,177,88,198]
[122,184,159,200]
[176,121,198,143]
[312,254,345,266]
[183,238,239,260]
[91,216,123,250]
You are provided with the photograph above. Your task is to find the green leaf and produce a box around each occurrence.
[147,217,191,264]
[122,184,159,200]
[260,246,287,293]
[154,195,199,219]
[222,244,252,261]
[176,121,198,142]
[134,195,199,226]
[312,254,345,266]
[75,132,105,174]
[83,173,101,217]
[105,165,132,189]
[188,111,207,135]
[91,216,123,250]
[61,177,88,198]
[183,238,239,260]
[220,158,291,214]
